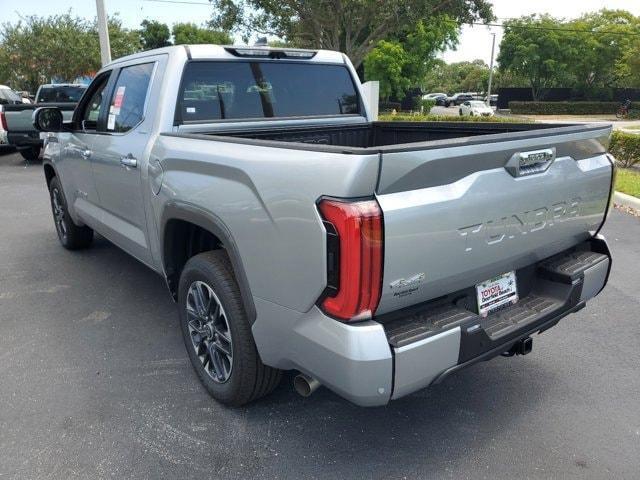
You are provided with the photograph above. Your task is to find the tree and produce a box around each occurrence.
[568,10,640,89]
[104,16,142,60]
[0,13,141,92]
[0,13,97,92]
[364,41,409,101]
[422,59,495,94]
[209,0,494,68]
[140,20,172,50]
[365,17,459,100]
[172,23,232,45]
[618,38,640,87]
[497,15,576,100]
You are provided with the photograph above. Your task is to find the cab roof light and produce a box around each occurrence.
[225,47,317,59]
[282,50,316,58]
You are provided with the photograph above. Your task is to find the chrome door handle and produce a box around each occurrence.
[80,148,92,159]
[120,155,138,168]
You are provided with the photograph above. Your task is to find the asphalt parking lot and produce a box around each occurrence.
[0,150,639,479]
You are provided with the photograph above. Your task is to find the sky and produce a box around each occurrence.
[2,0,640,65]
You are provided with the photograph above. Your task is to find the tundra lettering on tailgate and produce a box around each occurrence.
[458,198,581,253]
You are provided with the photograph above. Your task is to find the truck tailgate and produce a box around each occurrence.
[375,124,613,315]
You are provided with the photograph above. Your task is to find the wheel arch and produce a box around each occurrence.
[160,202,257,323]
[43,161,57,188]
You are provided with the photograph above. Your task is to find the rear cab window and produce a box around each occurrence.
[177,61,361,123]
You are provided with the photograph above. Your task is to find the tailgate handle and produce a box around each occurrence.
[505,148,555,177]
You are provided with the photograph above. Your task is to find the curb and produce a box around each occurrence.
[613,191,640,210]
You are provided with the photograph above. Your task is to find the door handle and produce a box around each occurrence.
[80,148,92,159]
[120,155,138,168]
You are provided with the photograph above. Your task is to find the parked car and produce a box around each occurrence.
[424,93,448,106]
[0,85,24,105]
[35,83,86,104]
[445,92,474,107]
[32,45,614,407]
[459,100,494,117]
[423,92,447,100]
[486,94,498,106]
[0,83,86,160]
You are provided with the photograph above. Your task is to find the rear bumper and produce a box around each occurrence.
[253,236,610,406]
[8,131,42,149]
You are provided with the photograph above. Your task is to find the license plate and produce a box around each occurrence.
[476,271,518,317]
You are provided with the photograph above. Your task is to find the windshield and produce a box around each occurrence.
[470,101,486,107]
[0,88,22,103]
[178,61,361,122]
[37,85,86,103]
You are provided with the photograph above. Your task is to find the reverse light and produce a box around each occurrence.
[317,198,383,321]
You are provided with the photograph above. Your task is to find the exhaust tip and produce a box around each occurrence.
[293,373,320,397]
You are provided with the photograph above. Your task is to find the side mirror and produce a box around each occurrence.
[33,107,63,132]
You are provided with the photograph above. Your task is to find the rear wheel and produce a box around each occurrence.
[178,251,281,406]
[48,176,93,249]
[20,146,41,161]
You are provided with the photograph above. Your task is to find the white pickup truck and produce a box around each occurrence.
[32,45,614,406]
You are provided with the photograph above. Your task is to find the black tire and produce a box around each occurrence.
[20,146,41,161]
[48,176,93,249]
[178,251,282,406]
[459,109,463,116]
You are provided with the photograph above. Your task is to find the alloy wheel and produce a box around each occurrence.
[186,280,233,383]
[51,187,67,241]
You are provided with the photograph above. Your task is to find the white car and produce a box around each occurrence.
[459,100,494,117]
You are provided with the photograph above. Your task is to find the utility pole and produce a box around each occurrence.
[486,32,496,106]
[96,0,112,66]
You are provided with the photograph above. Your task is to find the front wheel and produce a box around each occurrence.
[48,177,93,249]
[178,251,281,406]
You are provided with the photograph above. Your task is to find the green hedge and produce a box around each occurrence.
[378,113,531,123]
[609,131,640,168]
[420,99,436,113]
[508,101,640,115]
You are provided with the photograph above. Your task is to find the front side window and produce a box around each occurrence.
[106,63,154,133]
[178,61,361,123]
[80,75,110,130]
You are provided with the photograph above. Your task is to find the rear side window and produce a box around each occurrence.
[178,61,361,123]
[106,63,154,133]
[37,86,86,103]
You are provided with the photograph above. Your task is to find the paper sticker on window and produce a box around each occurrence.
[113,86,126,109]
[186,107,196,113]
[107,113,116,130]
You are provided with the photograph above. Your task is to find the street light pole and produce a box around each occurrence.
[96,0,112,66]
[486,32,496,106]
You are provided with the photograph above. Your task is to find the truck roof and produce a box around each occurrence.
[105,44,346,67]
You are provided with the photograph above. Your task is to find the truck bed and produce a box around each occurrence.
[193,121,607,154]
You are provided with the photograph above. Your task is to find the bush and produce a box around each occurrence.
[609,131,640,168]
[379,101,401,112]
[420,98,436,113]
[508,101,640,115]
[378,113,532,123]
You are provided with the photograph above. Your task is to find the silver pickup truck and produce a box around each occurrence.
[33,45,614,407]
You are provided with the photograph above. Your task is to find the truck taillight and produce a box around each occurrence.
[317,198,383,321]
[0,112,7,131]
